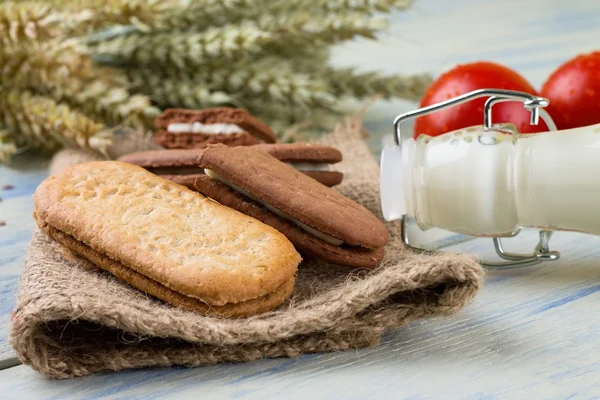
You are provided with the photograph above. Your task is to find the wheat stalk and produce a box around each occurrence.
[194,60,339,109]
[0,2,63,45]
[151,0,262,31]
[235,11,388,44]
[303,12,387,41]
[304,0,412,13]
[139,60,338,109]
[244,98,343,136]
[133,56,346,110]
[92,24,274,68]
[89,6,388,51]
[60,79,160,130]
[90,11,381,72]
[0,89,110,155]
[127,70,234,109]
[0,39,96,89]
[0,1,98,43]
[49,0,170,30]
[0,40,158,129]
[325,68,433,101]
[66,0,259,33]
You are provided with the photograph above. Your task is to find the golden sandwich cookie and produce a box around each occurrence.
[33,161,301,317]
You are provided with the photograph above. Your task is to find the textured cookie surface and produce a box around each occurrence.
[155,107,277,144]
[33,161,300,306]
[252,143,343,186]
[118,149,204,168]
[41,222,295,318]
[198,145,389,249]
[301,171,344,187]
[195,176,384,268]
[252,143,343,163]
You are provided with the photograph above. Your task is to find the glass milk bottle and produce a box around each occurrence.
[384,122,600,238]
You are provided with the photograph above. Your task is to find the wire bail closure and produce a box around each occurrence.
[393,89,560,269]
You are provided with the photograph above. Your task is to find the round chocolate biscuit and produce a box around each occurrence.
[252,143,342,163]
[118,150,205,189]
[194,175,384,268]
[118,149,204,168]
[154,130,262,150]
[198,145,389,249]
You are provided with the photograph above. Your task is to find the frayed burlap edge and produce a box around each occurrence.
[10,117,485,379]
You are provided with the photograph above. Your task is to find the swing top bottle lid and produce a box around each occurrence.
[379,88,580,269]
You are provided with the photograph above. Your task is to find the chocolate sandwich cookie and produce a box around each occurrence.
[253,143,344,187]
[34,161,301,317]
[194,145,389,268]
[118,149,204,189]
[154,107,277,149]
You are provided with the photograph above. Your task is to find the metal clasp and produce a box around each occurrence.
[393,88,560,269]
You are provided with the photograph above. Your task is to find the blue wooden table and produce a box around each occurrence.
[2,0,600,397]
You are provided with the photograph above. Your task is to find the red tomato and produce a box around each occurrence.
[541,51,600,130]
[414,61,548,138]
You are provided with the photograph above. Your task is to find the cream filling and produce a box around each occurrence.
[286,162,330,172]
[167,123,245,135]
[205,169,344,246]
[147,166,204,175]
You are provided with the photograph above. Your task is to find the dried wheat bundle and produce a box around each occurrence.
[0,89,110,156]
[0,0,430,163]
[0,38,159,128]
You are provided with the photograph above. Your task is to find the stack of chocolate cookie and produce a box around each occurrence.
[154,108,277,149]
[118,143,344,189]
[253,143,344,187]
[127,106,344,188]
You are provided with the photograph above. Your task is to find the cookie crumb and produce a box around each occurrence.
[0,221,5,227]
[2,184,14,190]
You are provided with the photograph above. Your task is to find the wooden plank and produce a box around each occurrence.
[1,230,600,398]
[0,155,50,364]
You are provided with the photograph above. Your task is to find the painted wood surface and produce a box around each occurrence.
[2,230,600,398]
[0,155,50,365]
[1,0,600,397]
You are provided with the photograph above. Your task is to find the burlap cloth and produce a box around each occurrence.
[10,119,485,379]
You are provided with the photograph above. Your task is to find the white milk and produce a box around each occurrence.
[515,124,600,235]
[403,123,600,237]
